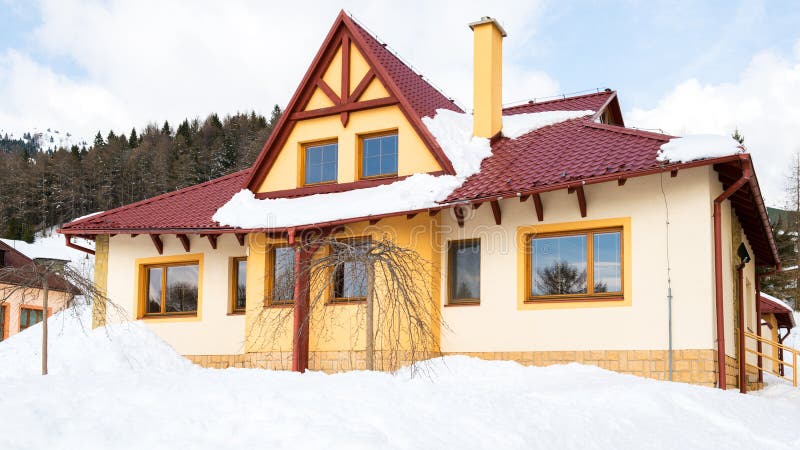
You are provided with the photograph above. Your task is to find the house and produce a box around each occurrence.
[0,241,74,341]
[59,12,782,390]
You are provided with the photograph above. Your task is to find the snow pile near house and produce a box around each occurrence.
[214,109,587,229]
[0,305,192,377]
[1,355,799,449]
[657,134,743,163]
[502,110,594,139]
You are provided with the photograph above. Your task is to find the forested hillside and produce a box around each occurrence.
[0,106,281,241]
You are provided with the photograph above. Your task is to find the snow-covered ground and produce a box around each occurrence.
[0,308,798,450]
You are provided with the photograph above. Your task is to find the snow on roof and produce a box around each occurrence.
[657,134,743,163]
[760,292,793,311]
[214,109,587,229]
[502,110,594,139]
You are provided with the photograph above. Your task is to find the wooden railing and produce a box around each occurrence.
[744,331,798,387]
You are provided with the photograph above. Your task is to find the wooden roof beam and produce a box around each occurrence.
[150,234,163,255]
[532,193,544,222]
[176,234,190,252]
[490,200,502,225]
[568,185,587,218]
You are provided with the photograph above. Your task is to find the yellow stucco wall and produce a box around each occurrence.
[257,105,442,192]
[244,213,441,354]
[439,167,721,352]
[104,234,247,355]
[0,283,72,339]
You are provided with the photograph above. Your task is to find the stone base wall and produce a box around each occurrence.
[186,348,759,390]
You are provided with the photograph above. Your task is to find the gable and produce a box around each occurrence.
[245,11,459,195]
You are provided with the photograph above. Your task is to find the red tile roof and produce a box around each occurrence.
[502,90,617,116]
[760,293,796,328]
[61,170,249,232]
[349,18,462,120]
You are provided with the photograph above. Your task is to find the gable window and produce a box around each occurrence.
[231,257,247,313]
[360,132,398,179]
[269,246,295,305]
[526,228,622,302]
[448,240,481,304]
[19,307,44,331]
[331,238,370,303]
[304,141,338,185]
[143,262,199,316]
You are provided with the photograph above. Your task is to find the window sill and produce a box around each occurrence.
[141,313,198,320]
[263,302,294,309]
[326,299,366,306]
[525,296,624,304]
[445,301,480,307]
[228,311,246,316]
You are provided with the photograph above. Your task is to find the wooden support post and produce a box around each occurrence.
[490,200,501,225]
[670,169,678,178]
[235,233,246,246]
[532,193,544,222]
[406,213,418,220]
[472,202,482,210]
[150,234,163,255]
[292,247,312,373]
[369,219,380,226]
[176,234,190,252]
[519,194,530,202]
[617,178,627,186]
[428,209,440,217]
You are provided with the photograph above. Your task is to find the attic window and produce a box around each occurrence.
[303,141,338,185]
[359,132,398,179]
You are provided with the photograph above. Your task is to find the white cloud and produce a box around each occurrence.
[626,42,800,206]
[0,0,554,142]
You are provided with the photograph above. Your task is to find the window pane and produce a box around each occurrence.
[450,241,480,301]
[235,259,247,310]
[165,265,198,313]
[531,235,587,296]
[272,247,295,302]
[594,232,622,293]
[362,134,398,177]
[20,309,28,329]
[305,143,338,184]
[333,241,369,299]
[146,267,163,314]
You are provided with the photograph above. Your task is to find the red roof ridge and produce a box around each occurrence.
[583,121,674,141]
[61,169,250,230]
[503,90,616,113]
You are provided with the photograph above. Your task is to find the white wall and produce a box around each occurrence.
[105,234,246,355]
[439,167,719,352]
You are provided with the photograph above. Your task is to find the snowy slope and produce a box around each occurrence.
[0,306,798,449]
[0,127,87,152]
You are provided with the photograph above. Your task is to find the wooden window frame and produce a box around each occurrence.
[229,257,247,314]
[267,245,295,307]
[357,130,399,181]
[447,239,481,305]
[328,236,371,305]
[525,227,624,303]
[140,260,200,317]
[301,139,339,187]
[18,305,46,332]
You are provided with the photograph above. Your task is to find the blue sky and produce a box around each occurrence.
[1,0,799,204]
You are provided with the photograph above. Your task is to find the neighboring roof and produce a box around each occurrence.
[61,170,249,233]
[0,240,74,292]
[243,11,462,192]
[760,293,796,329]
[503,90,623,125]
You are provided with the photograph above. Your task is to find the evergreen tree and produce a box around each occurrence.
[129,128,139,148]
[161,120,172,136]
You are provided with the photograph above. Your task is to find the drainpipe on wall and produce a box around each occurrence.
[713,158,752,390]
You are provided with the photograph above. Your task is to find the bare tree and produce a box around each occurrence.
[251,235,444,375]
[0,260,117,375]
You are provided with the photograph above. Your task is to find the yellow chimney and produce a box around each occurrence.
[469,17,506,138]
